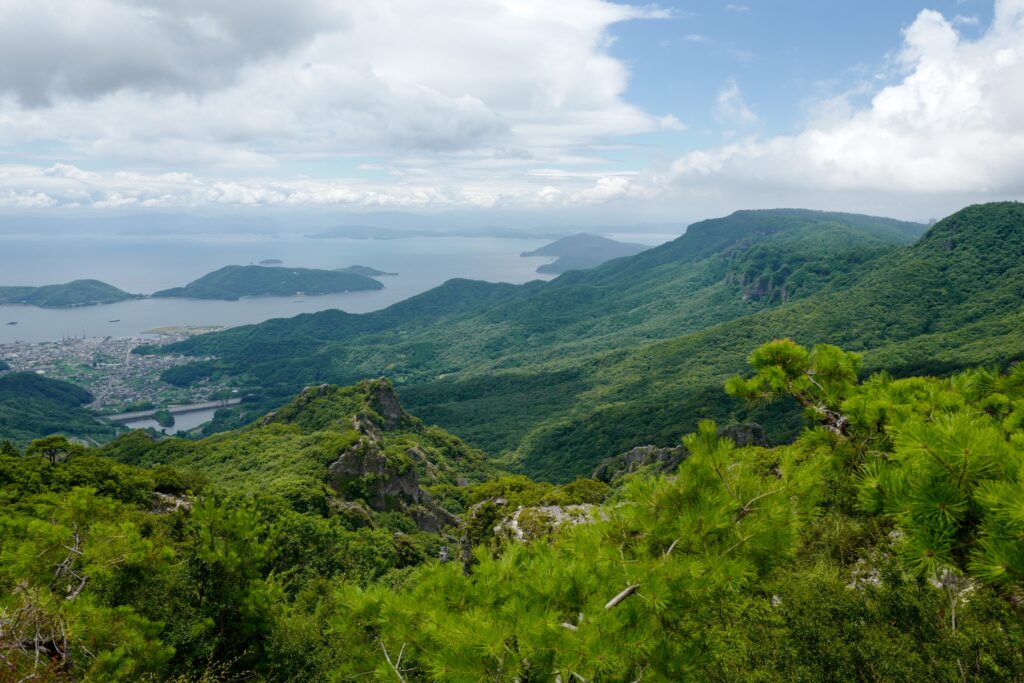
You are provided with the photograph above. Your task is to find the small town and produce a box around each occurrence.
[0,332,230,413]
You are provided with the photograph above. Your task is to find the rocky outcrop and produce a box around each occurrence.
[592,423,768,483]
[592,445,687,483]
[327,411,457,532]
[495,504,597,543]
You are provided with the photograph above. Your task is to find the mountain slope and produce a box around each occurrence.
[148,208,935,477]
[499,202,1024,479]
[152,265,383,300]
[0,372,119,445]
[105,379,494,528]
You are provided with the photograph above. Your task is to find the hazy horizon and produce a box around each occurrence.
[2,0,1021,232]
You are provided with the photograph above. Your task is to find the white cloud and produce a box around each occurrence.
[715,78,759,125]
[670,0,1024,198]
[0,0,668,174]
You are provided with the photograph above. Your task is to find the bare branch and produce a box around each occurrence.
[605,584,640,610]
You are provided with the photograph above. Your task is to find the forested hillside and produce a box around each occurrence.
[150,207,933,478]
[2,343,1023,681]
[0,372,119,445]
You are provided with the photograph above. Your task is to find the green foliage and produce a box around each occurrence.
[0,371,119,446]
[4,344,1024,680]
[146,206,952,480]
[151,264,383,300]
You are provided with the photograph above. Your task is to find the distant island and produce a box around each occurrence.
[521,233,650,274]
[259,259,283,266]
[335,265,398,277]
[307,225,568,240]
[152,265,384,300]
[0,279,141,308]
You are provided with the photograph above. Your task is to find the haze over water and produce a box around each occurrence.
[0,233,673,344]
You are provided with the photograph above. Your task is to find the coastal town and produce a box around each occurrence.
[0,330,232,413]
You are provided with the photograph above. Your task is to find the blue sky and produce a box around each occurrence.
[0,0,1020,225]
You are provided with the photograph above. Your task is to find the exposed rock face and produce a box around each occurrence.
[592,423,767,483]
[495,504,597,543]
[368,380,411,430]
[592,445,686,483]
[327,407,456,532]
[718,422,769,448]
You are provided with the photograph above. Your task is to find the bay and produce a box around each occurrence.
[0,233,562,343]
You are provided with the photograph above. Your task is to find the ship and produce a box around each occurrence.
[5,321,16,326]
[109,319,121,323]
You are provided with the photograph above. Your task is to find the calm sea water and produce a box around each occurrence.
[0,233,673,343]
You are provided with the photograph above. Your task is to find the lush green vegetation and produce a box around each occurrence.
[0,372,119,446]
[521,232,650,273]
[0,279,140,308]
[2,343,1024,681]
[149,206,952,479]
[152,409,175,429]
[152,265,384,300]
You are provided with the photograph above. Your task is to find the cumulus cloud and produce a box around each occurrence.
[0,0,672,171]
[671,0,1024,197]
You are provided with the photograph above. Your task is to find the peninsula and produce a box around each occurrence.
[521,233,649,274]
[335,265,398,277]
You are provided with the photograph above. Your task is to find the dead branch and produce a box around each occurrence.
[605,584,639,610]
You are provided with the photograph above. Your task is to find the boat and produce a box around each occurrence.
[5,321,16,326]
[109,319,121,323]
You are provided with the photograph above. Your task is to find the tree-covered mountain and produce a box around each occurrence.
[3,344,1024,681]
[103,378,495,528]
[521,232,650,273]
[150,207,935,478]
[0,279,140,308]
[0,372,119,445]
[152,265,384,300]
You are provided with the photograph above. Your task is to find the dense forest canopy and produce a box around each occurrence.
[2,342,1023,681]
[147,204,1020,481]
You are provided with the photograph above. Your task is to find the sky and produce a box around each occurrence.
[0,0,1022,226]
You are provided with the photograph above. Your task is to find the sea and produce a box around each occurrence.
[0,232,675,344]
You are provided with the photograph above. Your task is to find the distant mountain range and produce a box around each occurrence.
[521,233,650,274]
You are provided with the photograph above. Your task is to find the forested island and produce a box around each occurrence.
[522,232,650,273]
[0,279,141,308]
[151,265,384,300]
[335,264,398,277]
